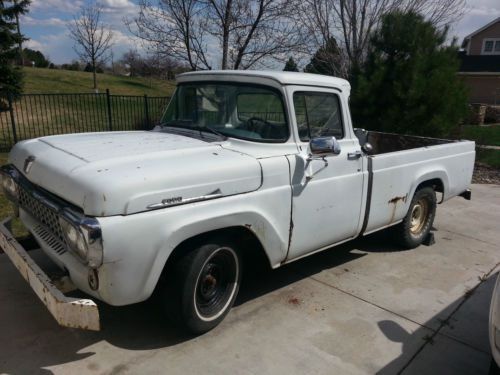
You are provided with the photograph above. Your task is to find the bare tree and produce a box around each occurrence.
[68,2,114,91]
[299,0,466,74]
[128,0,306,70]
[128,0,211,71]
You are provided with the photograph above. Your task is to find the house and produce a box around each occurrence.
[459,16,500,104]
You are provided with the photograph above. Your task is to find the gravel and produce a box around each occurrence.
[472,162,500,184]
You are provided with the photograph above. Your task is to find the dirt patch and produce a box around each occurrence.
[473,162,500,184]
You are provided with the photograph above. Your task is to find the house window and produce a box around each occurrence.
[482,38,500,55]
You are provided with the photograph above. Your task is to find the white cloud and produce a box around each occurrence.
[22,15,67,27]
[24,39,44,50]
[30,0,83,12]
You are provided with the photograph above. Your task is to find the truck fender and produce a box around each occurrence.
[142,211,287,300]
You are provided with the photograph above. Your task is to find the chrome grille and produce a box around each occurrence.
[33,224,67,255]
[18,186,65,243]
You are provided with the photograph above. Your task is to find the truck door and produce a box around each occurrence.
[285,87,365,260]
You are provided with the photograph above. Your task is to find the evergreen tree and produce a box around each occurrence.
[23,48,50,68]
[350,11,467,137]
[283,57,298,72]
[0,0,30,106]
[304,37,344,77]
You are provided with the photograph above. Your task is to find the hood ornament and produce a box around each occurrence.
[24,156,36,174]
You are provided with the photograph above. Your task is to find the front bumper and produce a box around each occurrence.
[0,218,100,331]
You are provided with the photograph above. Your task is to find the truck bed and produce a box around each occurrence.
[355,130,476,235]
[354,130,453,155]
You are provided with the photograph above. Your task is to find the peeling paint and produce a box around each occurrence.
[388,194,408,224]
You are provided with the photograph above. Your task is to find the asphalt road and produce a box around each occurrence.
[0,184,499,375]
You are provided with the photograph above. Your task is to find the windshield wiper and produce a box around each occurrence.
[161,120,227,140]
[191,125,227,139]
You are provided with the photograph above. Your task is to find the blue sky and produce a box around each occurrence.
[21,0,500,67]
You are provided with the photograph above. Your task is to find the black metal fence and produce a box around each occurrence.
[0,90,171,151]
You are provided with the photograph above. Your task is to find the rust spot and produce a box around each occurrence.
[388,194,408,224]
[388,195,407,204]
[288,297,300,305]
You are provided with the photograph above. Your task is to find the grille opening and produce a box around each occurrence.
[18,186,65,243]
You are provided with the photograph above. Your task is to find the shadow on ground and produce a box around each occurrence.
[0,228,493,374]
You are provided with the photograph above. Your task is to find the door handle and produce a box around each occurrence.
[347,151,362,159]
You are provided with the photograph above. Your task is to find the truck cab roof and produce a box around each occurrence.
[176,70,351,94]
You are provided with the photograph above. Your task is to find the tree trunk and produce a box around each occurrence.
[92,59,97,92]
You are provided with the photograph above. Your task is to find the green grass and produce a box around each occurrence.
[476,148,500,168]
[460,125,500,147]
[1,70,174,149]
[23,67,176,96]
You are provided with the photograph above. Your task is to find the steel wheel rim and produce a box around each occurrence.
[410,198,429,235]
[194,247,239,322]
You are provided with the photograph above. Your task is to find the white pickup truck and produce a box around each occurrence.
[0,71,475,334]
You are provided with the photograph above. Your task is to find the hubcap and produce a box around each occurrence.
[410,198,429,235]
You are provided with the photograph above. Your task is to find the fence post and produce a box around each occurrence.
[144,94,150,130]
[7,93,18,144]
[106,89,113,131]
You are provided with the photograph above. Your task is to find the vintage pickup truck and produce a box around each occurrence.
[0,71,475,334]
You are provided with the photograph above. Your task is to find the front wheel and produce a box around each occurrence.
[393,187,437,249]
[163,238,242,334]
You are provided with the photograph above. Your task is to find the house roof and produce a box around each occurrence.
[458,52,500,73]
[462,16,500,47]
[463,16,500,40]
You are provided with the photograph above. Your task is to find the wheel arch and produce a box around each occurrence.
[410,170,448,204]
[164,226,271,272]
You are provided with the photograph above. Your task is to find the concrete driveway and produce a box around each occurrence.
[0,184,499,375]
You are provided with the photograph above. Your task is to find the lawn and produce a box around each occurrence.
[23,67,176,97]
[476,148,500,168]
[1,69,174,150]
[460,125,500,147]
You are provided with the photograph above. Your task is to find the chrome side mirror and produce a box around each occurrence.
[309,136,341,156]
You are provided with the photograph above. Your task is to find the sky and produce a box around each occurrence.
[19,0,500,67]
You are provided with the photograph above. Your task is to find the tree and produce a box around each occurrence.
[350,11,467,138]
[304,37,345,76]
[283,57,298,71]
[23,48,50,67]
[128,0,306,70]
[120,49,142,77]
[68,2,113,91]
[0,0,30,107]
[297,0,466,74]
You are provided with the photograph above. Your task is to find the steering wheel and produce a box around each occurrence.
[246,116,272,134]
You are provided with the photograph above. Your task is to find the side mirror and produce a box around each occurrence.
[309,136,341,156]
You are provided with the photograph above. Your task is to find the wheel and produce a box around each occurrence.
[490,358,500,375]
[163,238,242,334]
[393,186,436,249]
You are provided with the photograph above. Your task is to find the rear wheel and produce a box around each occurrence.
[393,187,436,249]
[163,238,242,334]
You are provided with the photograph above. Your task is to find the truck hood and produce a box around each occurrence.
[9,131,262,216]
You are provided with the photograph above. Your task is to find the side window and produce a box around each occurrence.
[293,92,344,142]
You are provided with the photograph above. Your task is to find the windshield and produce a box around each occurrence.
[161,83,289,142]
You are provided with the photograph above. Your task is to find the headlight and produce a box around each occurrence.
[60,218,88,259]
[59,216,103,268]
[0,173,19,201]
